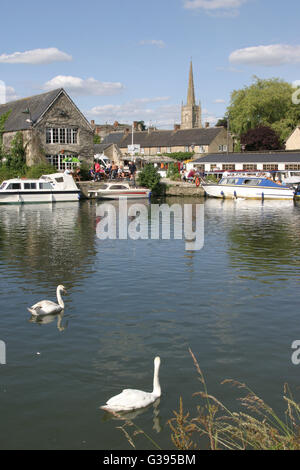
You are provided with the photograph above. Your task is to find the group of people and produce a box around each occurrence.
[181,168,203,183]
[88,161,137,182]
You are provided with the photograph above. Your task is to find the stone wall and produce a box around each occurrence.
[36,93,94,165]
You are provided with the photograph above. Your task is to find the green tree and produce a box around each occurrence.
[93,134,101,144]
[137,164,161,194]
[227,76,300,145]
[6,131,27,171]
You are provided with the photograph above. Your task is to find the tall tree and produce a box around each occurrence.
[227,77,300,145]
[241,126,282,151]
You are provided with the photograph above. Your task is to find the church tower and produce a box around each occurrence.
[181,61,202,129]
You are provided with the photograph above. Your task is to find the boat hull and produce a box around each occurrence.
[90,190,151,200]
[0,191,80,204]
[202,184,295,200]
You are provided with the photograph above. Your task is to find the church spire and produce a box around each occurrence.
[187,60,195,106]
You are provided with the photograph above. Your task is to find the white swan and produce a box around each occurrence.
[100,356,161,412]
[27,285,67,316]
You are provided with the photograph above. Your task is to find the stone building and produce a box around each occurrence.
[103,125,233,157]
[0,88,94,170]
[180,61,202,130]
[285,127,300,150]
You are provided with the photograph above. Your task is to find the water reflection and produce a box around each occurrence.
[0,202,97,289]
[29,311,68,331]
[205,198,300,277]
[101,398,162,433]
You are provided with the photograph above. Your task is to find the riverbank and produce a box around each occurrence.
[77,178,205,199]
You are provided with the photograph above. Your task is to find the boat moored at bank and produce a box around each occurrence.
[202,174,300,200]
[88,182,151,199]
[0,173,80,204]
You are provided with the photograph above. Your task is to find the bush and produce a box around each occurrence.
[137,164,162,195]
[25,164,57,179]
[167,163,181,181]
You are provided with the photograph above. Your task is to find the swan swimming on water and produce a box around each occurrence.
[27,285,67,316]
[100,356,161,412]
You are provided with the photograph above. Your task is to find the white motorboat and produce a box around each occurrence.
[0,173,80,204]
[88,182,151,199]
[202,174,300,200]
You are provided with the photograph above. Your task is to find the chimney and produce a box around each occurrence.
[113,121,119,128]
[174,124,180,131]
[124,127,130,135]
[205,122,210,128]
[91,119,95,127]
[133,121,138,131]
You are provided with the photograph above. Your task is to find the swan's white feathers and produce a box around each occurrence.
[101,356,161,412]
[28,300,63,316]
[28,285,66,316]
[103,389,156,411]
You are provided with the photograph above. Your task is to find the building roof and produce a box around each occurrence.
[94,143,113,154]
[0,89,65,132]
[0,88,93,132]
[102,132,125,145]
[194,151,300,164]
[103,127,223,148]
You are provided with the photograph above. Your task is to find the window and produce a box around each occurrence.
[24,183,37,190]
[222,164,235,170]
[285,164,300,170]
[243,164,257,171]
[110,185,128,190]
[185,146,189,152]
[7,183,21,190]
[157,147,161,153]
[39,182,52,190]
[166,147,171,153]
[198,146,205,153]
[0,182,6,190]
[46,128,78,144]
[219,145,227,152]
[263,164,278,171]
[46,154,78,171]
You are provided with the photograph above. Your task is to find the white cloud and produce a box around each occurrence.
[0,47,72,65]
[183,0,245,9]
[139,40,166,48]
[43,75,124,96]
[88,97,180,127]
[229,44,300,66]
[213,98,226,103]
[5,86,19,102]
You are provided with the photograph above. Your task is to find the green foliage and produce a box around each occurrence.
[0,166,24,183]
[227,76,300,144]
[25,164,57,179]
[0,110,11,158]
[77,162,90,180]
[137,164,161,194]
[163,152,194,161]
[6,131,26,172]
[93,134,101,144]
[216,117,228,129]
[167,162,181,181]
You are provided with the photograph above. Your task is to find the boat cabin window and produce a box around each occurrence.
[39,182,52,190]
[6,183,21,190]
[54,177,64,183]
[98,184,108,189]
[110,185,128,190]
[243,179,262,185]
[24,183,37,190]
[0,182,7,190]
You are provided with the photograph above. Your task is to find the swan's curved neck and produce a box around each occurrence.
[152,362,161,397]
[56,287,65,309]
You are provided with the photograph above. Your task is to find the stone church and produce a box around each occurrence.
[180,61,202,130]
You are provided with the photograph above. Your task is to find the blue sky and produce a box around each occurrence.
[0,0,300,128]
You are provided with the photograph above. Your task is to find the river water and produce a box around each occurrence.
[0,197,300,450]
